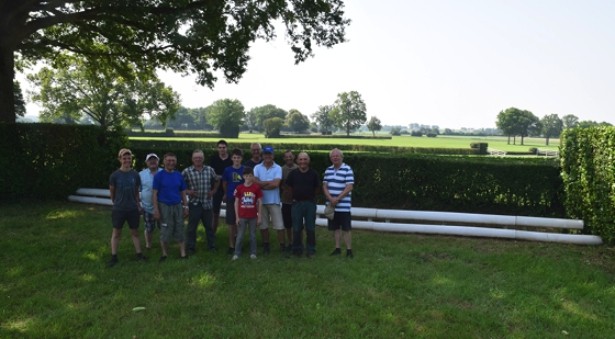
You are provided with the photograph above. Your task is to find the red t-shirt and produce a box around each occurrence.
[234,183,262,219]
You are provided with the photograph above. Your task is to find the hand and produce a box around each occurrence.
[183,208,189,218]
[153,210,160,220]
[257,217,261,225]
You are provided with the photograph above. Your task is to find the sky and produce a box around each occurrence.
[20,0,615,129]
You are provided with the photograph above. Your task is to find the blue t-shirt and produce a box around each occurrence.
[222,165,244,199]
[153,170,187,205]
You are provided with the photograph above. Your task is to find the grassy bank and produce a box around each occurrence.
[2,202,612,338]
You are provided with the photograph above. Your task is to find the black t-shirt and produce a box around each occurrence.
[286,168,321,202]
[209,154,233,176]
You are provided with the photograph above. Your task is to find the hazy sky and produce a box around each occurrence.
[21,0,615,129]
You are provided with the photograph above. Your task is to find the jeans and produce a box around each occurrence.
[291,201,317,254]
[186,202,215,251]
[235,218,257,256]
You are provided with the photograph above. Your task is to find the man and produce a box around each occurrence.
[322,148,355,258]
[108,148,145,267]
[286,152,321,257]
[139,153,163,249]
[182,149,220,254]
[244,142,262,168]
[280,149,297,252]
[209,140,233,235]
[152,152,189,261]
[253,146,285,254]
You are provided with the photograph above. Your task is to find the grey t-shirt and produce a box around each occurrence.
[109,169,141,211]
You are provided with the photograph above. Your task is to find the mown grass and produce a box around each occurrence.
[2,202,613,338]
[131,133,560,153]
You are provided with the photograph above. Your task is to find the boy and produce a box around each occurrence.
[233,167,263,260]
[222,148,245,254]
[108,148,145,267]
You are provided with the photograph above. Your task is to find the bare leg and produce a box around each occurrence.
[160,240,169,257]
[111,228,121,255]
[277,229,286,247]
[130,228,142,253]
[144,229,152,248]
[343,231,352,250]
[212,212,220,234]
[334,229,342,248]
[179,241,186,257]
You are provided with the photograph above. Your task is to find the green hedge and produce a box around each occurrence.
[0,123,125,201]
[130,144,564,217]
[2,124,564,218]
[560,127,615,243]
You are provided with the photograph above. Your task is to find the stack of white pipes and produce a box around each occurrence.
[68,188,602,245]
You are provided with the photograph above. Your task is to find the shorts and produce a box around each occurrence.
[159,203,185,243]
[212,189,224,214]
[327,211,352,231]
[143,211,158,233]
[225,198,236,226]
[260,204,284,230]
[282,203,293,229]
[112,209,140,229]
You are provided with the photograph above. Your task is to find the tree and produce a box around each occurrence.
[248,104,288,132]
[1,1,350,123]
[333,91,367,136]
[263,117,284,138]
[13,80,26,117]
[562,114,579,129]
[28,55,180,131]
[577,120,613,128]
[312,105,336,135]
[208,99,245,138]
[367,116,382,136]
[286,109,310,133]
[540,114,563,146]
[516,109,539,145]
[496,107,521,144]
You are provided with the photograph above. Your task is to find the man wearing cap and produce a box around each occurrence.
[182,149,220,254]
[254,146,285,254]
[139,153,163,249]
[108,148,146,267]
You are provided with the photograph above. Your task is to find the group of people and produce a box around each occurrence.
[107,140,355,267]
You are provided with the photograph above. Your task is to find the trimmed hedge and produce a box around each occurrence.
[2,124,565,218]
[0,123,125,201]
[130,144,564,217]
[560,126,615,243]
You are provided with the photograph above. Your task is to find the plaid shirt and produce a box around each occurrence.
[182,165,218,209]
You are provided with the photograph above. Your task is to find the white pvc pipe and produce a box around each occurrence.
[68,188,598,245]
[314,218,602,245]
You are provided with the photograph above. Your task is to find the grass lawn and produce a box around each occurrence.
[131,133,560,153]
[2,202,613,338]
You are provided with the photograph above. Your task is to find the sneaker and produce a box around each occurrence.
[227,247,235,255]
[159,255,167,262]
[250,254,257,260]
[107,256,119,268]
[346,249,353,258]
[232,255,239,261]
[330,248,341,256]
[263,243,270,254]
[135,253,147,261]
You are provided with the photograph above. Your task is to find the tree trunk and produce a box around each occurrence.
[546,136,550,146]
[0,45,16,123]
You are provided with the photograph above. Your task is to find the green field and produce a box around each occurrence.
[1,202,614,337]
[132,133,560,152]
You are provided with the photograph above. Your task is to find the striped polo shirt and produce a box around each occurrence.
[323,163,354,212]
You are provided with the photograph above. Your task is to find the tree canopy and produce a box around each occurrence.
[0,0,350,123]
[333,91,367,136]
[496,107,539,145]
[286,109,310,133]
[208,98,245,138]
[28,54,180,131]
[367,116,382,136]
[312,105,336,135]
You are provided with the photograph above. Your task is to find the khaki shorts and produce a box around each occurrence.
[260,204,284,230]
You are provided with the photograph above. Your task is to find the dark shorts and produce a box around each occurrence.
[112,209,140,229]
[225,198,237,226]
[282,203,293,229]
[212,189,224,214]
[327,211,352,231]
